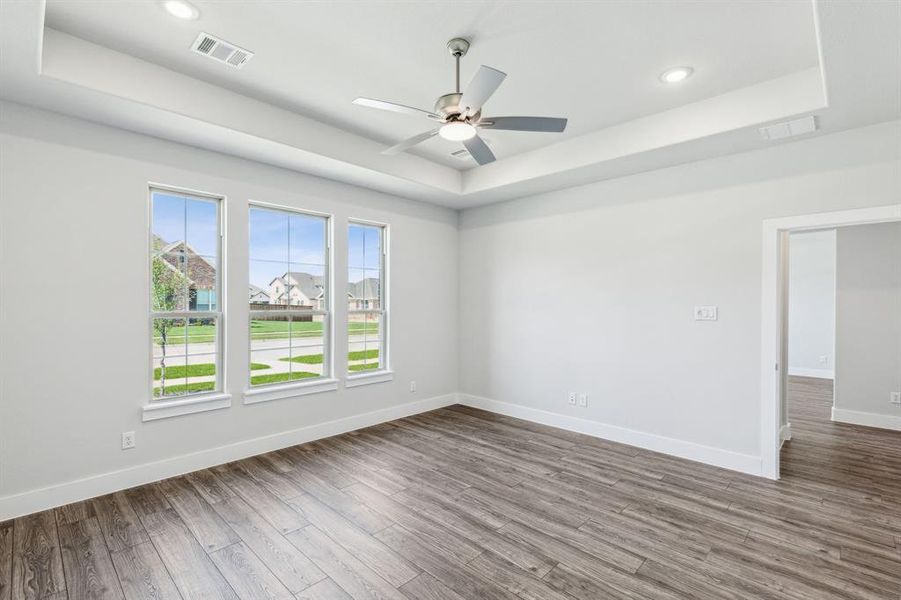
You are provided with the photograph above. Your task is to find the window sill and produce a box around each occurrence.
[243,378,339,405]
[345,370,394,388]
[142,392,232,422]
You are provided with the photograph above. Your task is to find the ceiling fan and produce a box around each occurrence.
[352,38,568,166]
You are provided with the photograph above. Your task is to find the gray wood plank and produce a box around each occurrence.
[12,511,66,600]
[344,484,482,564]
[110,541,182,600]
[292,577,351,600]
[186,470,237,505]
[286,526,407,600]
[92,492,151,553]
[0,521,13,600]
[125,484,171,522]
[54,501,96,526]
[212,496,325,593]
[374,524,519,600]
[159,477,239,553]
[287,494,419,587]
[390,488,554,577]
[57,517,125,600]
[209,541,293,600]
[544,562,682,600]
[465,551,572,600]
[241,458,308,501]
[285,469,392,535]
[212,464,309,535]
[141,509,238,600]
[398,573,467,600]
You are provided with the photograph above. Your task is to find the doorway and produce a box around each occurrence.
[760,204,901,479]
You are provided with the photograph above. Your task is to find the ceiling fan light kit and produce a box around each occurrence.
[439,121,476,141]
[352,37,568,165]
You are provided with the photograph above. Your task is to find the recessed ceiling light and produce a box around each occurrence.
[439,121,477,141]
[660,66,693,84]
[161,0,199,20]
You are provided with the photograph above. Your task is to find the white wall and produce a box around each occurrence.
[833,222,901,429]
[0,102,459,519]
[1,101,899,520]
[788,230,836,378]
[458,120,900,472]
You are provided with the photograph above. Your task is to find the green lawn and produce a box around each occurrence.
[153,381,215,397]
[280,349,379,365]
[154,362,267,380]
[154,320,378,345]
[250,371,319,385]
[348,362,380,372]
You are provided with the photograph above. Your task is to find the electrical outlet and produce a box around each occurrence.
[409,380,416,393]
[694,306,718,321]
[121,431,136,450]
[567,392,577,405]
[819,355,829,365]
[578,393,588,408]
[891,392,901,405]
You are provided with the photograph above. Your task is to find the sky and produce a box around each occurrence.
[154,195,382,295]
[152,192,218,258]
[249,207,328,291]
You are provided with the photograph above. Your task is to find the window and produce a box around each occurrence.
[150,187,222,400]
[249,205,330,387]
[347,221,387,374]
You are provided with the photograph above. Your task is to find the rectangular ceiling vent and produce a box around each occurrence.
[191,32,254,69]
[759,115,817,141]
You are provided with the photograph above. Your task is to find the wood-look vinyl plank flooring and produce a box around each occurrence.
[5,376,899,599]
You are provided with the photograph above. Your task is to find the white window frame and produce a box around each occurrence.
[346,219,391,386]
[244,202,337,404]
[144,184,229,421]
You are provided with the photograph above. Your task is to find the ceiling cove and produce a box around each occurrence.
[1,1,898,208]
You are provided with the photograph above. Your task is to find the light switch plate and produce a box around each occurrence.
[694,306,718,321]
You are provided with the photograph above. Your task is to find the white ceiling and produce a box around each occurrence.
[44,0,819,169]
[1,1,899,208]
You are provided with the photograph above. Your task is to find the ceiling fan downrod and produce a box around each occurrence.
[447,38,470,95]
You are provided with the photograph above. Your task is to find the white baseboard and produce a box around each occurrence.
[779,423,792,448]
[831,407,901,432]
[787,367,834,379]
[0,393,457,521]
[458,393,762,477]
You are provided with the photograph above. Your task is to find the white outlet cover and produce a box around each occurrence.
[578,393,588,407]
[568,392,577,405]
[891,392,901,405]
[694,306,718,321]
[121,431,135,449]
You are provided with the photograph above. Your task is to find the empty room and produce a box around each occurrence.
[1,1,900,599]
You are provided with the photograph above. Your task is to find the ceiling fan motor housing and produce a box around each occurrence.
[435,93,480,122]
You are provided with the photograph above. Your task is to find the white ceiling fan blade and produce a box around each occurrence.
[463,134,496,166]
[382,129,440,155]
[353,97,442,120]
[480,116,568,132]
[460,66,507,116]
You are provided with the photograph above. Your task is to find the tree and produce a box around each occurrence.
[152,256,188,396]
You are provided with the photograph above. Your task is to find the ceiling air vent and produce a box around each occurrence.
[191,32,254,69]
[759,115,817,141]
